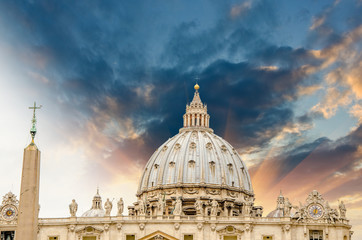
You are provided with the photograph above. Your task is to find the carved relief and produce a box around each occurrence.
[164,190,175,195]
[197,223,203,230]
[206,189,221,195]
[139,223,145,230]
[227,191,238,198]
[117,223,122,230]
[174,223,180,230]
[282,224,291,232]
[75,226,103,240]
[2,192,18,205]
[183,188,199,194]
[306,190,324,204]
[216,226,244,235]
[154,234,164,240]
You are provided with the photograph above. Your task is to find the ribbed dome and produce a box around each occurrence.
[82,189,105,217]
[137,84,253,199]
[267,209,284,218]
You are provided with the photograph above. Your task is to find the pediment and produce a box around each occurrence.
[75,226,103,235]
[216,225,244,234]
[139,230,178,240]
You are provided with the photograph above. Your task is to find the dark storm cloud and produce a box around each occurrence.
[1,0,360,176]
[306,0,362,49]
[0,0,323,165]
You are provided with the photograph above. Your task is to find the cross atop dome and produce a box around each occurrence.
[181,84,211,131]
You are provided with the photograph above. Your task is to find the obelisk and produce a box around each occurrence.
[16,102,42,240]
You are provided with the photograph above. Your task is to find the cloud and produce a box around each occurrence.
[230,2,251,19]
[311,88,352,119]
[297,84,322,96]
[350,104,362,123]
[254,124,362,213]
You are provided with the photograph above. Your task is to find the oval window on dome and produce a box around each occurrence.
[190,142,196,150]
[174,143,181,150]
[206,142,212,150]
[188,160,196,167]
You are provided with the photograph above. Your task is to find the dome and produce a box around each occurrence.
[267,209,284,218]
[82,208,106,217]
[137,85,253,200]
[82,189,106,217]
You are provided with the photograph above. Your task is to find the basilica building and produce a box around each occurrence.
[0,85,353,240]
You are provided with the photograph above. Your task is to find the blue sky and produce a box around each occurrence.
[0,0,361,237]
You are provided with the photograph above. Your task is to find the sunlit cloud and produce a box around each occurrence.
[230,2,251,19]
[311,88,352,119]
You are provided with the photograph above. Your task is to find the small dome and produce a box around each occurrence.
[267,209,284,218]
[82,189,105,217]
[82,208,105,217]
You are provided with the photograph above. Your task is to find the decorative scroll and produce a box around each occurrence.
[183,188,199,194]
[206,189,221,195]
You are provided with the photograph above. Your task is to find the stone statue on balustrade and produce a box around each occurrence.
[173,197,182,215]
[117,198,124,216]
[243,196,253,216]
[194,197,203,216]
[157,194,165,215]
[339,200,346,219]
[138,199,146,215]
[284,198,292,217]
[210,199,219,216]
[104,198,113,216]
[69,199,78,217]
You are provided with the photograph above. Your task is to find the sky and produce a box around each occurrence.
[0,0,361,237]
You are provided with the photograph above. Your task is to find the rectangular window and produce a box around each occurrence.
[82,237,96,240]
[49,237,58,240]
[309,230,323,240]
[1,231,15,240]
[126,235,136,240]
[224,236,237,240]
[263,236,273,240]
[184,235,193,240]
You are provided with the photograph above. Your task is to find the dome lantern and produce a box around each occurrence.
[182,84,211,130]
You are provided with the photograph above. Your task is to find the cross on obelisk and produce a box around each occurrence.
[29,102,42,143]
